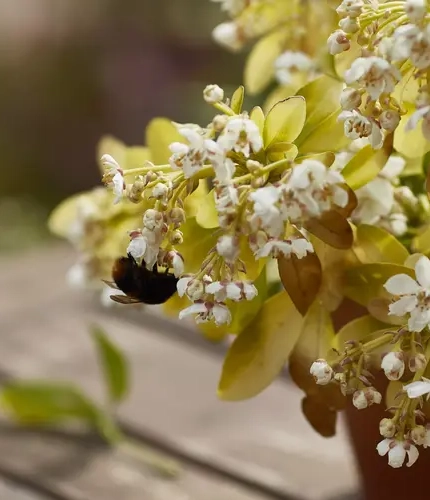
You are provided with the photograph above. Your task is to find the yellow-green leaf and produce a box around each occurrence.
[354,224,409,265]
[263,96,306,148]
[266,142,298,162]
[184,180,210,217]
[218,290,303,401]
[230,86,245,114]
[302,395,337,438]
[1,382,100,426]
[239,235,267,281]
[244,30,286,95]
[334,315,388,350]
[289,301,345,411]
[263,83,303,115]
[412,225,430,254]
[145,117,182,164]
[305,211,353,249]
[92,326,129,404]
[341,138,392,190]
[394,102,430,159]
[294,75,347,153]
[177,218,218,273]
[278,252,322,316]
[250,106,265,136]
[296,152,335,167]
[195,189,219,229]
[345,263,415,306]
[97,135,127,173]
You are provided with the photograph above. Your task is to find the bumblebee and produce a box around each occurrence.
[105,254,178,305]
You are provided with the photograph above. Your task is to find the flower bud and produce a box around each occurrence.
[143,209,164,231]
[405,0,427,23]
[339,16,359,34]
[379,110,401,131]
[212,114,229,132]
[353,390,368,409]
[381,352,405,381]
[310,359,333,385]
[246,159,263,174]
[169,207,186,225]
[128,176,145,203]
[340,88,362,110]
[186,279,205,301]
[336,0,364,18]
[204,84,224,104]
[411,425,426,445]
[409,353,427,372]
[152,182,170,200]
[327,30,350,55]
[212,22,244,52]
[217,234,240,263]
[167,251,184,278]
[379,418,396,438]
[169,229,183,245]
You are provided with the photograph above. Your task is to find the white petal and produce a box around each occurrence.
[376,438,391,456]
[415,256,430,288]
[384,274,420,295]
[206,281,224,294]
[243,282,258,300]
[406,445,419,467]
[178,302,207,320]
[388,443,406,468]
[403,380,430,399]
[127,236,147,259]
[406,106,430,131]
[112,172,124,204]
[212,304,232,325]
[177,277,192,297]
[388,295,417,316]
[225,283,242,301]
[408,310,429,332]
[333,186,349,208]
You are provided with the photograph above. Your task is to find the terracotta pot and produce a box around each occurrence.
[332,300,428,500]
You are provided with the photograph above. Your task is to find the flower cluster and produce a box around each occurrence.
[330,0,430,148]
[93,85,355,326]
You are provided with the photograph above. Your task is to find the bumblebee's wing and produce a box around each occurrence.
[102,279,120,290]
[109,294,141,304]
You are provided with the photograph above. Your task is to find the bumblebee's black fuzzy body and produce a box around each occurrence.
[111,254,178,305]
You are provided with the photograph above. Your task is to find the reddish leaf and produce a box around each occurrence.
[278,252,322,316]
[305,211,353,249]
[302,395,337,438]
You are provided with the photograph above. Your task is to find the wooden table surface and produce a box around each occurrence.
[0,244,360,500]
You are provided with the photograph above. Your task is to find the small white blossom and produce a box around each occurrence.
[379,418,396,438]
[127,228,162,270]
[206,280,257,302]
[377,439,419,468]
[179,301,232,325]
[310,359,333,385]
[166,251,184,278]
[255,237,314,259]
[211,0,246,17]
[406,104,430,141]
[338,110,383,148]
[216,234,240,262]
[205,139,236,183]
[381,352,405,381]
[353,387,382,409]
[203,84,224,103]
[218,117,263,157]
[339,16,360,34]
[249,186,283,237]
[212,22,244,51]
[143,209,164,231]
[404,377,430,399]
[405,0,427,24]
[101,154,124,204]
[344,57,401,101]
[169,127,213,178]
[177,277,205,301]
[327,30,350,55]
[384,255,430,332]
[152,182,170,201]
[379,109,401,131]
[274,51,313,85]
[392,24,430,69]
[411,425,427,445]
[336,0,364,18]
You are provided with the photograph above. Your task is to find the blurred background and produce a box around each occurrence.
[0,0,246,253]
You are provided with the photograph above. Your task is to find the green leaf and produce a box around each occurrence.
[230,86,245,114]
[394,102,430,159]
[92,326,129,404]
[250,106,265,136]
[294,75,348,154]
[412,225,430,254]
[244,30,286,95]
[1,381,100,426]
[263,96,306,148]
[354,224,409,265]
[145,117,182,164]
[341,136,392,190]
[218,290,304,401]
[345,263,415,306]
